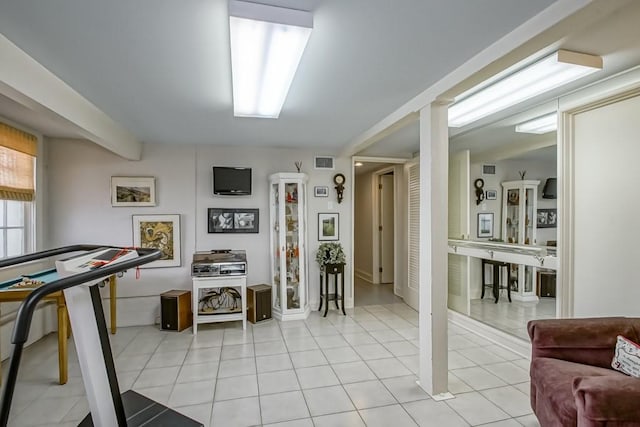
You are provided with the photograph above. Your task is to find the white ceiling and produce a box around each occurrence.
[0,0,560,152]
[358,1,640,161]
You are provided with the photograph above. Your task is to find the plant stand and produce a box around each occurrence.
[318,263,345,317]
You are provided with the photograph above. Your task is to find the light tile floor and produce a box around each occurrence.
[1,303,540,426]
[470,297,556,340]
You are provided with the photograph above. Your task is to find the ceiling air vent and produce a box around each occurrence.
[482,164,496,175]
[314,156,335,170]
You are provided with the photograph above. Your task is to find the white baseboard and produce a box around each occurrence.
[354,269,373,283]
[448,310,531,358]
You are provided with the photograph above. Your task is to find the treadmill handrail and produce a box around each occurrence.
[0,244,103,268]
[1,246,161,344]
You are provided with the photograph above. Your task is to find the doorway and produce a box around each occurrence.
[378,171,395,284]
[352,159,406,306]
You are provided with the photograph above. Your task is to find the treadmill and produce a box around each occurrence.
[0,245,203,427]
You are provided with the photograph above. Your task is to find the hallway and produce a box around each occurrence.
[354,276,403,306]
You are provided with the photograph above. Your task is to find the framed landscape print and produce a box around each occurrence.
[132,214,181,267]
[318,212,339,241]
[111,176,156,207]
[208,208,259,233]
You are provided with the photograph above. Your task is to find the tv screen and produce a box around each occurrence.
[213,167,252,195]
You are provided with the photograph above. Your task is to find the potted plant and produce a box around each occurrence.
[315,242,346,273]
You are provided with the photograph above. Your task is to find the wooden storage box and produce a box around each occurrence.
[247,284,272,324]
[160,290,192,332]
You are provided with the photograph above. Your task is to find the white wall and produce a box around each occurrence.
[354,171,374,282]
[572,93,640,317]
[46,140,353,325]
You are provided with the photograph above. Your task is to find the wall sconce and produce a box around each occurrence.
[333,173,345,203]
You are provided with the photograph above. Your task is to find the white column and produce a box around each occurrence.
[418,102,452,400]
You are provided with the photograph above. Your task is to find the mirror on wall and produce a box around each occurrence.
[448,103,558,340]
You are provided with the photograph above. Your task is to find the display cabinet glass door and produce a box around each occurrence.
[270,173,309,320]
[272,183,281,309]
[505,188,521,244]
[283,182,303,309]
[524,188,534,245]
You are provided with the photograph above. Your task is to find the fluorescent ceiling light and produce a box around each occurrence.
[354,162,363,167]
[229,0,313,118]
[515,113,557,134]
[448,50,602,127]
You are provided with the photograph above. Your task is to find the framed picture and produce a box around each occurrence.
[111,176,156,207]
[485,189,497,200]
[314,186,329,197]
[537,208,558,228]
[208,208,259,233]
[318,213,339,241]
[477,213,494,238]
[132,214,181,268]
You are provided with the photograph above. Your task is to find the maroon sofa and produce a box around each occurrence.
[528,317,640,427]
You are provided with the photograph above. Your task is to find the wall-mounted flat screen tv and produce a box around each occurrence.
[213,166,252,195]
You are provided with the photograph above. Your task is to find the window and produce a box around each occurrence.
[0,200,33,258]
[0,121,37,259]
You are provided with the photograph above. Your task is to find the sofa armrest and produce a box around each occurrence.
[573,375,640,423]
[528,318,640,368]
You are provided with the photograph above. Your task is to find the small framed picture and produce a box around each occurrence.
[132,214,181,268]
[111,176,156,207]
[537,208,557,228]
[314,186,329,197]
[318,213,339,241]
[485,189,497,200]
[477,213,494,238]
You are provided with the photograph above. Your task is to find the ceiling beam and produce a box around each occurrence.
[0,34,142,160]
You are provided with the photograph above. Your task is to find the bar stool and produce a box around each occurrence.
[318,263,346,317]
[481,259,511,303]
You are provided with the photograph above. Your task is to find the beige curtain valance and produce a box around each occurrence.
[0,122,36,201]
[0,122,37,156]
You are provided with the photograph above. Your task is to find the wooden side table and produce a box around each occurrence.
[319,263,346,317]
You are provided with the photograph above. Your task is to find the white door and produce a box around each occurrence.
[405,162,420,310]
[447,150,470,314]
[379,173,395,284]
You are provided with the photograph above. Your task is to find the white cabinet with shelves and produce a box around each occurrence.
[501,180,540,302]
[192,276,246,334]
[269,172,310,321]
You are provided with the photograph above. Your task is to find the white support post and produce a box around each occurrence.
[418,102,453,400]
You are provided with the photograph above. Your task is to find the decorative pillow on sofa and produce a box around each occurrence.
[612,335,640,378]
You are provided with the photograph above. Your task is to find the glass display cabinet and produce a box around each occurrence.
[501,180,540,301]
[269,173,310,320]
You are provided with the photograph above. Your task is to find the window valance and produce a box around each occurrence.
[0,122,36,201]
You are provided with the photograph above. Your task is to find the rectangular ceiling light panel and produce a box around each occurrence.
[229,0,313,118]
[448,50,602,128]
[515,113,557,134]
